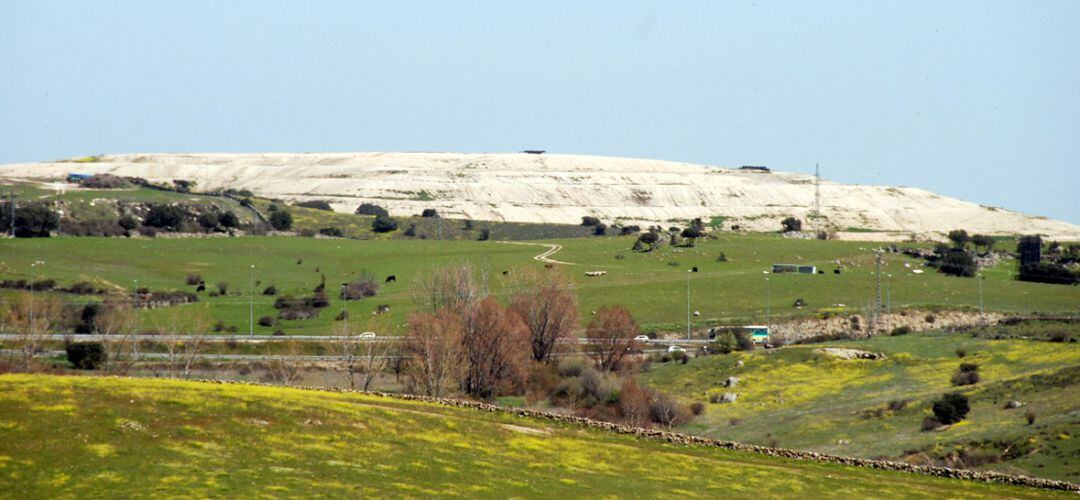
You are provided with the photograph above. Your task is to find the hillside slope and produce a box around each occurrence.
[0,374,1066,497]
[2,152,1076,239]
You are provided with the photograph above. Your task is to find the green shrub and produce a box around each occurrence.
[890,326,912,336]
[355,203,388,217]
[66,342,106,370]
[269,210,293,231]
[371,215,398,233]
[932,392,970,424]
[295,200,333,211]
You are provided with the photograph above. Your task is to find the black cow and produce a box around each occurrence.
[834,268,842,274]
[692,267,699,273]
[385,275,397,283]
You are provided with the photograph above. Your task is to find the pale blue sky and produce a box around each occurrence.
[2,1,1077,223]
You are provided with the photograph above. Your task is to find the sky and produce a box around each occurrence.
[1,1,1077,223]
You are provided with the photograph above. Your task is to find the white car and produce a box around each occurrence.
[358,332,377,339]
[667,345,685,353]
[634,335,651,342]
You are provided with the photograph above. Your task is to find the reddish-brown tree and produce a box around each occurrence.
[583,305,640,373]
[460,297,530,399]
[507,268,579,363]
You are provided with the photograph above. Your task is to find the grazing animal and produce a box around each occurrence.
[373,304,391,315]
[692,267,699,273]
[502,270,510,276]
[385,275,397,283]
[196,282,206,292]
[297,258,302,265]
[834,268,841,274]
[584,271,607,277]
[693,310,701,317]
[544,263,555,269]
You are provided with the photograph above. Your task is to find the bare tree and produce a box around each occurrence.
[460,297,530,399]
[583,306,641,373]
[267,339,304,385]
[95,299,138,374]
[335,317,397,390]
[507,268,579,363]
[403,311,463,397]
[159,305,210,378]
[413,265,486,313]
[5,293,61,372]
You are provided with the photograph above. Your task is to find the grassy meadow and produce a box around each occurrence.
[642,329,1080,481]
[0,374,1067,498]
[0,233,1077,334]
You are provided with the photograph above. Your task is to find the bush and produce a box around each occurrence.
[619,225,640,235]
[581,216,601,227]
[1025,410,1036,425]
[295,200,334,211]
[690,402,706,416]
[478,228,490,241]
[144,204,188,230]
[593,223,607,236]
[955,348,967,358]
[218,211,239,228]
[186,274,202,286]
[269,210,293,231]
[932,392,970,425]
[1049,330,1071,343]
[371,215,398,233]
[79,174,129,189]
[117,215,139,231]
[421,208,439,218]
[947,229,970,249]
[921,416,942,432]
[197,212,220,230]
[890,326,912,336]
[318,227,343,237]
[1018,262,1078,285]
[938,249,977,277]
[342,276,379,300]
[262,285,278,295]
[217,282,229,295]
[403,224,416,237]
[355,203,388,217]
[11,204,60,237]
[958,362,978,372]
[66,342,106,370]
[258,315,275,327]
[925,314,936,324]
[952,370,980,386]
[649,393,691,427]
[781,217,802,232]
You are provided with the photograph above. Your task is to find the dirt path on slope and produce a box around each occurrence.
[497,241,577,265]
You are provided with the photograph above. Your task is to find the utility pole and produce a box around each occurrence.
[978,274,984,317]
[9,192,16,237]
[133,279,141,356]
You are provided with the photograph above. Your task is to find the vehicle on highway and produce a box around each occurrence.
[667,345,685,353]
[358,332,377,339]
[634,335,650,342]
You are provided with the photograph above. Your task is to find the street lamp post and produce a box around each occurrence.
[249,265,255,336]
[341,283,350,336]
[978,274,984,316]
[133,279,140,356]
[29,262,37,334]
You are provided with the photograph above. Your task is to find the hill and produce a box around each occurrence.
[2,152,1077,240]
[641,327,1080,482]
[0,374,1069,497]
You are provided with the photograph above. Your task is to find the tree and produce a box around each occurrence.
[680,227,703,247]
[144,204,187,230]
[404,310,463,397]
[947,229,970,249]
[932,392,970,425]
[593,223,607,236]
[355,203,389,217]
[636,232,660,252]
[66,342,106,370]
[581,216,601,227]
[459,297,530,398]
[157,306,210,379]
[421,208,439,218]
[117,215,139,231]
[197,212,219,231]
[970,234,995,253]
[781,217,802,232]
[371,215,398,233]
[583,306,641,372]
[1018,262,1078,285]
[94,300,139,374]
[269,210,293,230]
[938,249,977,277]
[413,265,486,313]
[5,293,63,371]
[295,200,333,211]
[507,268,579,363]
[13,204,59,237]
[478,228,491,241]
[1017,235,1043,267]
[218,211,239,228]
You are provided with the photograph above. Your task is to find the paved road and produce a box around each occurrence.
[0,334,713,345]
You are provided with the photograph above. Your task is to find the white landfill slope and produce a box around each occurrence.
[1,152,1076,240]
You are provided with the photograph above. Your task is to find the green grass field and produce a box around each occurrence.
[0,234,1075,334]
[642,330,1080,481]
[0,374,1066,498]
[1,234,1077,334]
